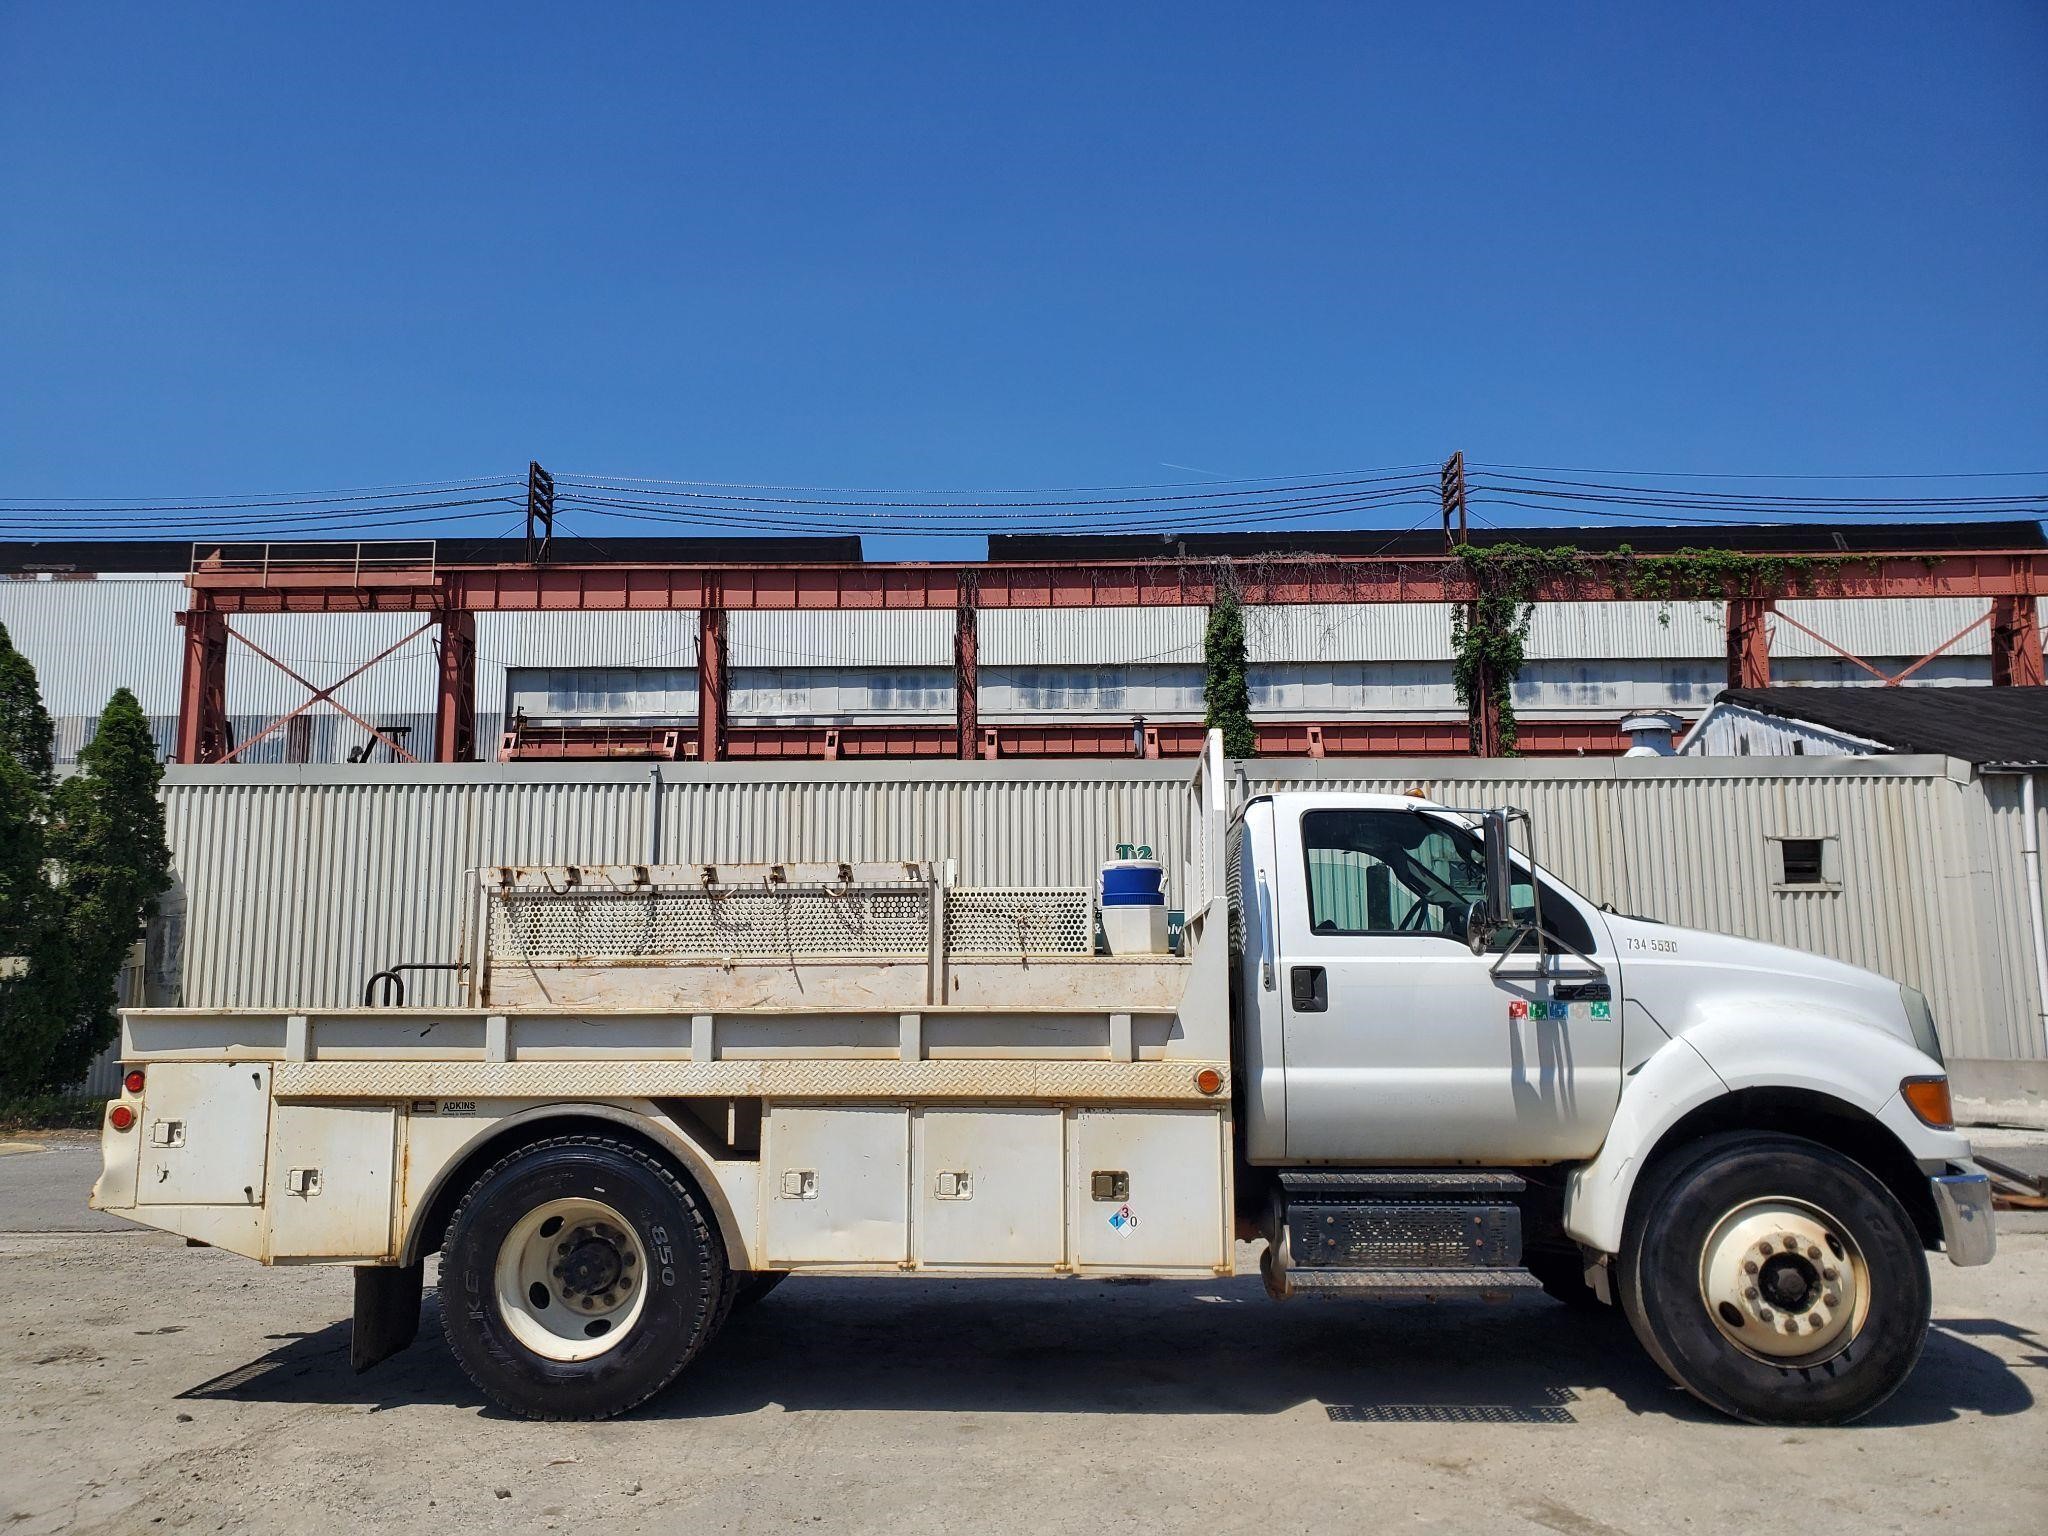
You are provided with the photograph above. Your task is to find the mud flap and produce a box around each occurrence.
[351,1261,423,1373]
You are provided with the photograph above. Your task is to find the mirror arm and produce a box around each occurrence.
[1489,922,1607,979]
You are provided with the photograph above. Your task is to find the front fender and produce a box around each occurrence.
[1564,1008,1972,1254]
[1564,1036,1727,1252]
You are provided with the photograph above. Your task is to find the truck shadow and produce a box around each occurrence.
[178,1272,2036,1428]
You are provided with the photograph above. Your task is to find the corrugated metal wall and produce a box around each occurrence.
[1245,756,2035,1064]
[153,754,2045,1067]
[159,761,1198,1010]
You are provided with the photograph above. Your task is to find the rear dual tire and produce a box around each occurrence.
[1618,1132,1930,1426]
[440,1134,727,1421]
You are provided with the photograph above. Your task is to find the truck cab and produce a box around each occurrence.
[1231,787,1995,1425]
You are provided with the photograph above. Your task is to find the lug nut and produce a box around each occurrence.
[1758,1307,1774,1322]
[1807,1244,1822,1260]
[1745,1286,1760,1300]
[1822,1290,1839,1307]
[1743,1260,1758,1274]
[1822,1266,1838,1281]
[1757,1240,1774,1254]
[1783,1319,1800,1333]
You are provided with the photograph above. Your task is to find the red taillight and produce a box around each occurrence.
[109,1104,136,1132]
[123,1069,145,1095]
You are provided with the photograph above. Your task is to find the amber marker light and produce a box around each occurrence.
[1901,1076,1953,1130]
[1194,1067,1224,1096]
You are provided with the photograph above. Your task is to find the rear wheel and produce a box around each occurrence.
[1618,1132,1930,1425]
[440,1134,727,1420]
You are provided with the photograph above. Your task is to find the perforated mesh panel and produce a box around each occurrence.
[944,888,1093,956]
[490,885,933,960]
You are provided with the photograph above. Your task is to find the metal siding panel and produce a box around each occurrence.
[730,609,951,668]
[1246,605,1453,663]
[1523,602,1725,662]
[979,607,1206,666]
[0,577,188,715]
[1773,599,1995,660]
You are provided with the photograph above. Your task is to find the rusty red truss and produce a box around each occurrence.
[174,545,2048,765]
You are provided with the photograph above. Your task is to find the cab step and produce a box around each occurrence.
[1266,1168,1532,1297]
[1282,1268,1544,1300]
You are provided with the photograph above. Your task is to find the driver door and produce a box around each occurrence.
[1275,803,1622,1163]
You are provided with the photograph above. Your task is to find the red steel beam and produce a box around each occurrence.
[1726,599,1773,689]
[434,609,476,762]
[954,576,979,760]
[174,606,231,764]
[184,550,2048,614]
[696,578,727,764]
[1992,595,2045,687]
[483,717,1670,764]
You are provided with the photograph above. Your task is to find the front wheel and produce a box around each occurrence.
[1618,1132,1931,1425]
[439,1134,727,1420]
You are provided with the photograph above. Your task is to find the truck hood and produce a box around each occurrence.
[1601,913,1917,1051]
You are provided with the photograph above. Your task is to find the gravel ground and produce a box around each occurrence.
[3,1133,2043,1534]
[0,1230,2042,1534]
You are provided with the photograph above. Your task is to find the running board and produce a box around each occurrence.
[1265,1168,1532,1300]
[1281,1268,1543,1300]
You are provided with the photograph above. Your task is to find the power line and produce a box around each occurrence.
[1470,461,2048,481]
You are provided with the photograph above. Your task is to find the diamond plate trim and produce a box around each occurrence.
[273,1059,1228,1104]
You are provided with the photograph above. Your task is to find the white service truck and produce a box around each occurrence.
[92,735,1994,1424]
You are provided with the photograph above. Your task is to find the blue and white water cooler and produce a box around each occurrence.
[1099,858,1169,955]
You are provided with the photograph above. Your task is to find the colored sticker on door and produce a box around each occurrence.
[1108,1204,1140,1235]
[1591,1001,1611,1019]
[1508,999,1529,1020]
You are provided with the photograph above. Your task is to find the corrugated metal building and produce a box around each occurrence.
[144,753,2046,1100]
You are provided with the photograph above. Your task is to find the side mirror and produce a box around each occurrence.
[1465,900,1495,956]
[1466,809,1517,953]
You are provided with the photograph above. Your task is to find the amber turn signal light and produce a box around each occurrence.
[123,1069,145,1095]
[108,1104,136,1132]
[1901,1076,1953,1130]
[1194,1067,1224,1096]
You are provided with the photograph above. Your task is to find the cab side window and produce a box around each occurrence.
[1301,809,1487,939]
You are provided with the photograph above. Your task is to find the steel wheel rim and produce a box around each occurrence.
[494,1196,650,1362]
[1697,1196,1869,1366]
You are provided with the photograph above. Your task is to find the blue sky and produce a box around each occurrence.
[3,3,2045,558]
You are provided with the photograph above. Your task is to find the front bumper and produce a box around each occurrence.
[1931,1168,1997,1267]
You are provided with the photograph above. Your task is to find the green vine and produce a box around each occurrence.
[1446,543,1865,752]
[1203,574,1257,759]
[1447,545,1581,754]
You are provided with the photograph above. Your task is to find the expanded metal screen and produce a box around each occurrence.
[489,885,934,961]
[487,880,1098,963]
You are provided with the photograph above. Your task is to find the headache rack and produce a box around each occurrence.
[470,862,1156,1013]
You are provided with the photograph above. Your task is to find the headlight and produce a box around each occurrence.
[1900,985,1944,1066]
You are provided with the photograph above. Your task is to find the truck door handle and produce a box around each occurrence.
[1289,965,1327,1012]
